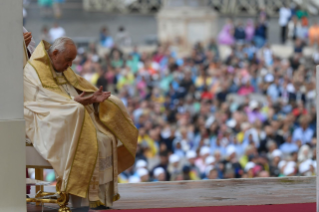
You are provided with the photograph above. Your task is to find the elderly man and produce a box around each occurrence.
[24,37,138,211]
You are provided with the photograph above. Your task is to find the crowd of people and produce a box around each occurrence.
[219,4,312,48]
[57,15,316,183]
[29,8,319,184]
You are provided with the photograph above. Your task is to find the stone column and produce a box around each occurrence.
[157,0,218,56]
[0,0,26,211]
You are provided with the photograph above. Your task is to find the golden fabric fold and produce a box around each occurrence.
[65,111,98,198]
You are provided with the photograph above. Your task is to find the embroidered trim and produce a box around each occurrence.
[43,85,62,90]
[27,61,61,91]
[65,113,89,197]
[99,99,136,158]
[55,76,68,85]
[99,156,112,171]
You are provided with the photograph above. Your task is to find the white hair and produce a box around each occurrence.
[48,37,76,53]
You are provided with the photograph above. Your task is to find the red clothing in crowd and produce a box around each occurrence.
[292,108,307,117]
[201,91,214,100]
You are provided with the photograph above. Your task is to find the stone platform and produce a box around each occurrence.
[27,176,316,212]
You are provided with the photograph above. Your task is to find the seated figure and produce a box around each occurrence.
[24,37,138,210]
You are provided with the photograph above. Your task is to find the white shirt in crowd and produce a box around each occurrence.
[292,127,314,144]
[49,26,65,42]
[278,7,291,26]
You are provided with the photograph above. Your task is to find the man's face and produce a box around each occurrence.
[208,170,218,179]
[51,44,77,72]
[188,158,195,165]
[157,173,165,181]
[160,156,168,165]
[141,174,149,182]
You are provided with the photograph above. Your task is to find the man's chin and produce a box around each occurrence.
[55,70,67,73]
[57,69,68,72]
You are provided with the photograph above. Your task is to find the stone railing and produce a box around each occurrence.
[83,0,163,14]
[83,0,301,16]
[210,0,294,17]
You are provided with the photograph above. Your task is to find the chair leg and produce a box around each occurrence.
[35,168,43,206]
[57,191,71,212]
[56,178,72,212]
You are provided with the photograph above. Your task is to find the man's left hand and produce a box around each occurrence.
[92,86,111,103]
[23,32,32,47]
[74,86,111,105]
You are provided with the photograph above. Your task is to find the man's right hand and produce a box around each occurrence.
[74,86,111,105]
[23,32,32,47]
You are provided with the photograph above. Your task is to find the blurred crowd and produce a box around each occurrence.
[67,16,317,183]
[29,6,319,184]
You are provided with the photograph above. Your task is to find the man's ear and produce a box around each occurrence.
[52,49,59,57]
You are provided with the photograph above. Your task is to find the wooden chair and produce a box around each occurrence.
[26,139,71,212]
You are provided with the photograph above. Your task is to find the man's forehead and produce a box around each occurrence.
[62,44,77,55]
[65,43,77,51]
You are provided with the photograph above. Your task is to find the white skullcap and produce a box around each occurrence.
[226,145,236,157]
[272,149,282,158]
[200,146,210,156]
[299,159,312,174]
[169,154,180,164]
[205,165,215,176]
[129,176,141,183]
[278,160,286,170]
[186,151,197,159]
[245,162,255,172]
[154,167,165,177]
[136,168,149,177]
[205,156,216,165]
[136,160,147,169]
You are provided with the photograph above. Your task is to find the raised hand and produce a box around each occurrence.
[74,87,111,105]
[23,32,32,47]
[92,86,111,103]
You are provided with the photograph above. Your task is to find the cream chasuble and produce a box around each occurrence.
[54,71,118,207]
[24,41,138,207]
